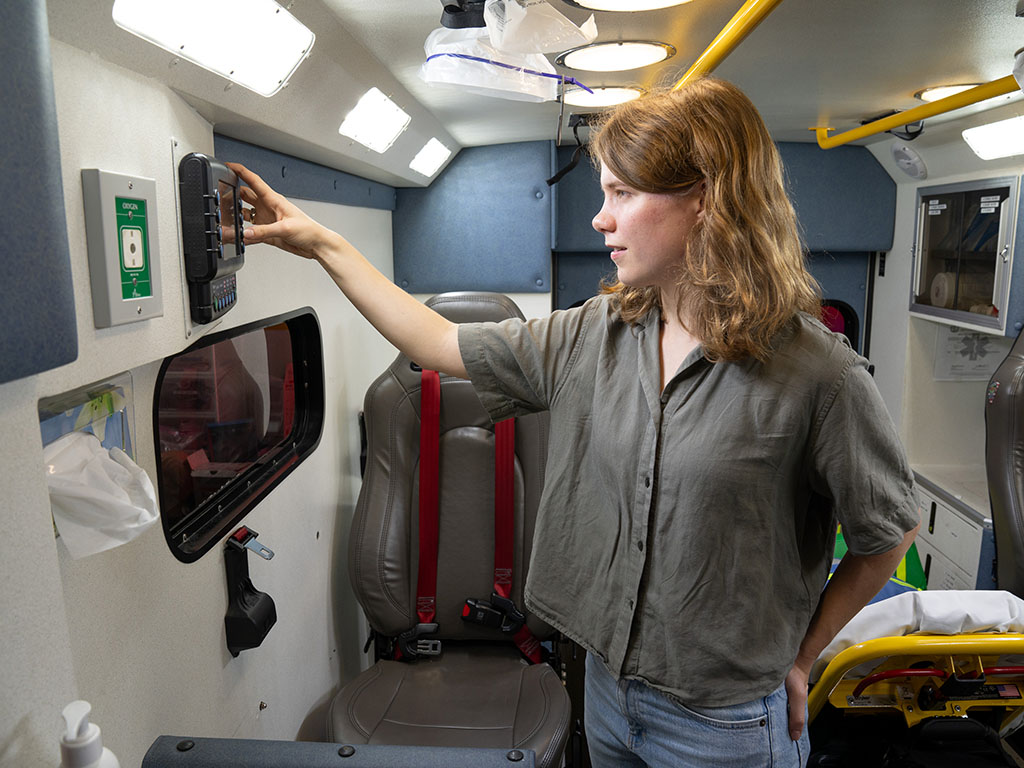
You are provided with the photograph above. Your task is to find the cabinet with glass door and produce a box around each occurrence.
[911,176,1020,335]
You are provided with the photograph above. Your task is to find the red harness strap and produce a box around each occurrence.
[416,369,441,627]
[395,370,442,659]
[493,419,542,664]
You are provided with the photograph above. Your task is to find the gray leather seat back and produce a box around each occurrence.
[987,328,1024,595]
[349,292,552,641]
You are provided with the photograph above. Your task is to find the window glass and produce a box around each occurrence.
[155,310,323,561]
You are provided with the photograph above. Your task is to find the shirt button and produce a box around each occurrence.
[637,540,644,552]
[627,599,634,609]
[644,476,651,488]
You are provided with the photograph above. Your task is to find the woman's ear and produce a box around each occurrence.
[696,180,707,216]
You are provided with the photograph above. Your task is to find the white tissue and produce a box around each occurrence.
[44,431,159,559]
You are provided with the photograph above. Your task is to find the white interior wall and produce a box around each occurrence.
[0,40,398,768]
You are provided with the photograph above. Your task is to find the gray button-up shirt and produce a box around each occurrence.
[459,294,919,706]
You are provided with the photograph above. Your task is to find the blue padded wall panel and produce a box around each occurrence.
[553,146,603,253]
[553,143,896,254]
[0,0,78,385]
[214,135,396,211]
[393,142,551,293]
[777,142,896,252]
[554,252,614,310]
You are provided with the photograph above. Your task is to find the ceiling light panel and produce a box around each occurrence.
[563,0,692,10]
[410,138,453,177]
[557,41,675,72]
[339,88,411,154]
[563,86,644,107]
[915,84,982,102]
[112,0,314,97]
[962,115,1024,160]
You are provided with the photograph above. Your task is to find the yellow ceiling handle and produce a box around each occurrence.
[673,0,786,89]
[813,75,1021,149]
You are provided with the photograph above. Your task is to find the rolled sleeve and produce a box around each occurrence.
[458,304,592,423]
[810,358,920,555]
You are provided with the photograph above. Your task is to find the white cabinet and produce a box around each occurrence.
[912,475,993,590]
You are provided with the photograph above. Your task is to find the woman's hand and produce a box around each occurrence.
[226,162,332,261]
[784,659,811,741]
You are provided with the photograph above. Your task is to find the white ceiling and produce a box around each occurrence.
[47,0,1024,186]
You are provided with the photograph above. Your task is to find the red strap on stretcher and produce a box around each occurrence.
[415,369,441,626]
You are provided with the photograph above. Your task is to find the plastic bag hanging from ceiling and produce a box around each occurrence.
[420,26,561,102]
[483,0,597,53]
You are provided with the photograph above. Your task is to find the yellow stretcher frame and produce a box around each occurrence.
[809,634,1024,730]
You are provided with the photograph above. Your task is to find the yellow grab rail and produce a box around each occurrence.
[813,75,1021,149]
[673,0,785,89]
[808,633,1024,722]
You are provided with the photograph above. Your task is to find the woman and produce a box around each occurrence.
[230,77,920,768]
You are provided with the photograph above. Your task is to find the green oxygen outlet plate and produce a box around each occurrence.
[82,169,163,327]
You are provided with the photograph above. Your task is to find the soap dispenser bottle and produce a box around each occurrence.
[59,701,120,768]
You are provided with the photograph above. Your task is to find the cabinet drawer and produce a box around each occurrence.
[915,538,976,591]
[916,491,983,580]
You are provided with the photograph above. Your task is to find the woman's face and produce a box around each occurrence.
[592,164,704,293]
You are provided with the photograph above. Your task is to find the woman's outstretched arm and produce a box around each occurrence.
[228,162,467,378]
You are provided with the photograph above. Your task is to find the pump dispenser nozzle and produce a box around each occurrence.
[59,701,120,768]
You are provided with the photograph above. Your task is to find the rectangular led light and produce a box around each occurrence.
[409,138,452,177]
[112,0,314,97]
[962,115,1024,160]
[339,88,411,154]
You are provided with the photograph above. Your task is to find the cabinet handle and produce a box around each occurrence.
[993,201,1014,306]
[928,501,937,534]
[912,202,926,298]
[924,553,932,583]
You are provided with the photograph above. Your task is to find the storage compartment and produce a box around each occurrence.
[910,176,1019,334]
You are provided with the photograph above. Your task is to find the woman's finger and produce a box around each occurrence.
[238,186,258,206]
[227,162,275,199]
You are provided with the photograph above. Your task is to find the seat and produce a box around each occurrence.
[806,328,1024,766]
[327,292,571,768]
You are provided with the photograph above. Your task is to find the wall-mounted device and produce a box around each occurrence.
[178,153,244,324]
[81,169,163,328]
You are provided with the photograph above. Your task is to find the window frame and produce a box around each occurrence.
[153,307,325,563]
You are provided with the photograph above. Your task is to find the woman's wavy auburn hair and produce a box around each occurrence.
[591,77,821,362]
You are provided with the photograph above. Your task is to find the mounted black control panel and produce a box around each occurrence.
[178,153,244,324]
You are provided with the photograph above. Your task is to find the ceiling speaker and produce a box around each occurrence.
[891,142,927,180]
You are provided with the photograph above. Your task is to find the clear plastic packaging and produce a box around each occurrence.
[421,27,561,102]
[483,0,597,53]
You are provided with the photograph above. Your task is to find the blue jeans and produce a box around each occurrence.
[584,654,809,768]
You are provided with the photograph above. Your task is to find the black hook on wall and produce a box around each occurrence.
[224,526,277,657]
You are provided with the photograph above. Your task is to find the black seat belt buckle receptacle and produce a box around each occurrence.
[461,592,526,634]
[397,623,441,659]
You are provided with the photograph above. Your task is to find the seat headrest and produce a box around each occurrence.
[426,292,525,324]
